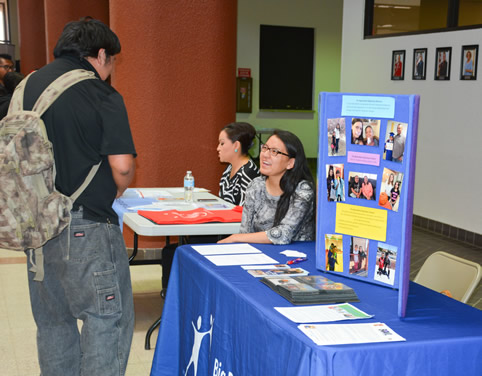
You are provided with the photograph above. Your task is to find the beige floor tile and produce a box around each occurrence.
[15,356,40,375]
[125,361,151,376]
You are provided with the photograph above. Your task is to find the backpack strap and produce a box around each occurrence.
[69,161,102,202]
[8,70,34,114]
[33,69,97,116]
[9,69,97,115]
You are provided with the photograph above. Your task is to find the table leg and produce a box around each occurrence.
[145,315,162,350]
[128,233,139,263]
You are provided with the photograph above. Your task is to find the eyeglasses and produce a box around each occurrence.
[0,65,14,71]
[260,144,290,157]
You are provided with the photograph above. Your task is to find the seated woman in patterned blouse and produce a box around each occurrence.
[161,123,259,292]
[219,129,315,245]
[217,122,260,205]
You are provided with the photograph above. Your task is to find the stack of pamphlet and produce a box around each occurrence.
[261,275,359,305]
[247,268,309,278]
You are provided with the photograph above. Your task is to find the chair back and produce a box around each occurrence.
[414,251,481,303]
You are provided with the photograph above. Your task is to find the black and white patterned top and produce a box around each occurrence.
[219,159,260,206]
[240,177,315,244]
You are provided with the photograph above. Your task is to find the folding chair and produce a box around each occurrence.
[414,251,481,303]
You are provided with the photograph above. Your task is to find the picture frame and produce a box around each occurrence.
[434,47,451,80]
[391,50,405,80]
[460,45,478,80]
[412,48,427,80]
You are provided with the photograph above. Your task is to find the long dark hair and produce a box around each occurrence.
[271,130,314,226]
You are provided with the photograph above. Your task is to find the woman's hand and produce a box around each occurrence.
[218,234,238,243]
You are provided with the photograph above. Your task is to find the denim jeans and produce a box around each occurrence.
[27,209,134,376]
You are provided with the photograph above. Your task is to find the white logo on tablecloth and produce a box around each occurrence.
[185,314,214,376]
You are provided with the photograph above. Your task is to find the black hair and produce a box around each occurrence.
[222,122,256,155]
[53,17,121,59]
[0,54,13,61]
[351,118,364,144]
[3,72,24,94]
[271,129,315,226]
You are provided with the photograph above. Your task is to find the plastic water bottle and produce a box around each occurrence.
[184,171,194,202]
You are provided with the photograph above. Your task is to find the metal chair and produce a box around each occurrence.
[414,251,481,303]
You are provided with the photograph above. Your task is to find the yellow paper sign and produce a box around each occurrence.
[335,203,387,242]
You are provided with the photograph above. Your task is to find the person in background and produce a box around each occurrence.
[351,118,364,145]
[384,173,395,195]
[331,130,336,155]
[327,165,336,201]
[335,123,341,153]
[390,181,401,208]
[218,129,315,245]
[0,71,25,119]
[364,125,378,146]
[327,243,338,271]
[349,175,361,199]
[392,123,405,162]
[218,122,260,206]
[394,54,402,77]
[23,18,136,376]
[438,52,448,78]
[334,169,344,201]
[463,50,474,77]
[352,244,359,272]
[384,132,394,161]
[416,53,424,77]
[361,175,373,200]
[0,53,15,95]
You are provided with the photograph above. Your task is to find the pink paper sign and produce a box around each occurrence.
[347,151,380,166]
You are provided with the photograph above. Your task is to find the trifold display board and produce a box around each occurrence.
[316,92,420,317]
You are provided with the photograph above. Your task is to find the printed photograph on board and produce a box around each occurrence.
[347,171,377,201]
[374,243,398,285]
[326,164,345,202]
[378,168,404,212]
[326,118,346,156]
[349,237,369,277]
[325,234,343,272]
[383,121,408,163]
[350,118,381,146]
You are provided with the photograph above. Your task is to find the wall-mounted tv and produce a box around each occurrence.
[259,24,314,111]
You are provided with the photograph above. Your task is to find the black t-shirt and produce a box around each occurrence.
[23,55,136,225]
[351,180,361,193]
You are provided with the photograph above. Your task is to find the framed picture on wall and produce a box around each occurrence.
[460,45,478,80]
[391,50,405,80]
[412,48,427,80]
[434,47,451,80]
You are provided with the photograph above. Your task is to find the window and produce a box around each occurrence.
[365,0,482,37]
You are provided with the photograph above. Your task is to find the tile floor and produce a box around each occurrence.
[0,226,480,375]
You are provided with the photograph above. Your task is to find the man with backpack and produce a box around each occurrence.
[22,18,136,376]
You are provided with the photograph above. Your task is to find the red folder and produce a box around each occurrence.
[138,206,242,225]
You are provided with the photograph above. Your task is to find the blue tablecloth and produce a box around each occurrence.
[151,242,482,376]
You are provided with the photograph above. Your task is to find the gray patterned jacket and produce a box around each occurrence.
[240,177,315,244]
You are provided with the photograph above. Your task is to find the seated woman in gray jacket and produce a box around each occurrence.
[219,129,315,245]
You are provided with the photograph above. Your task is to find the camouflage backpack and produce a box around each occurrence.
[0,69,100,256]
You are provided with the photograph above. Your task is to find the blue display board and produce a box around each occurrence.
[316,92,420,317]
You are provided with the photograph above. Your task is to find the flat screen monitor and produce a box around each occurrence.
[259,25,314,111]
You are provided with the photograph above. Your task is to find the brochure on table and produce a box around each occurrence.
[315,92,420,317]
